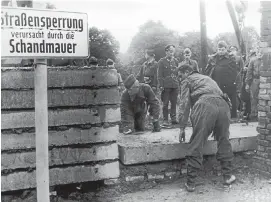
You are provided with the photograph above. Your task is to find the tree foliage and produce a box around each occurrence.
[67,27,120,66]
[179,31,214,62]
[127,21,180,64]
[212,26,259,54]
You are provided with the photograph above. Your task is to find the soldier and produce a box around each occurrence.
[245,49,262,120]
[179,48,200,73]
[106,58,124,93]
[137,49,158,94]
[158,44,179,126]
[178,64,236,192]
[120,74,161,134]
[89,56,98,66]
[205,41,241,119]
[229,45,244,118]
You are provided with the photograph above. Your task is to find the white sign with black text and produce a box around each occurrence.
[1,7,89,58]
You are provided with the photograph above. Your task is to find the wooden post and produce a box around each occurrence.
[34,59,50,202]
[200,0,208,73]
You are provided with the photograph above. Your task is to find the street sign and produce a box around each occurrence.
[1,7,89,58]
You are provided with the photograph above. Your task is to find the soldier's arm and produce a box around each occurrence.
[136,65,144,83]
[120,91,134,130]
[194,60,200,73]
[204,57,214,77]
[178,80,191,129]
[144,85,160,120]
[157,60,164,88]
[245,60,254,86]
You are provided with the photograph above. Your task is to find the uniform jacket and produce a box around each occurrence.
[178,72,225,129]
[121,83,160,126]
[179,59,200,73]
[204,53,242,92]
[158,56,179,88]
[137,59,158,88]
[245,56,262,86]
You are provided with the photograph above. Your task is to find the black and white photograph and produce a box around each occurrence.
[1,0,271,201]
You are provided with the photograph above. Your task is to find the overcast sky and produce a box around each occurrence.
[46,0,261,53]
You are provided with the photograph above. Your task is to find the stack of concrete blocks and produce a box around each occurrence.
[1,66,121,192]
[254,1,271,176]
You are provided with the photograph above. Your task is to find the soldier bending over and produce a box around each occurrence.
[178,64,236,192]
[121,74,161,134]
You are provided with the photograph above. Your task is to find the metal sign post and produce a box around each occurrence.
[1,6,88,201]
[34,59,49,202]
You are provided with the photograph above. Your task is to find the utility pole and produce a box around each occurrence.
[226,0,246,57]
[200,0,208,73]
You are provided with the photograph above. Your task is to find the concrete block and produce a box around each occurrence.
[259,100,268,106]
[125,176,144,183]
[1,107,120,129]
[1,161,120,192]
[1,143,118,170]
[258,145,266,152]
[259,89,267,95]
[257,127,270,135]
[1,88,120,109]
[260,83,271,89]
[260,71,271,77]
[104,178,120,185]
[147,174,164,180]
[1,126,118,150]
[119,123,258,165]
[258,111,267,117]
[1,68,118,89]
[258,134,266,140]
[164,171,177,178]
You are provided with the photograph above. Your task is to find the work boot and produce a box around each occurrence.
[162,120,170,127]
[171,119,178,125]
[185,183,195,192]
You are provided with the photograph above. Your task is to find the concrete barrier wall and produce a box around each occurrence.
[253,2,271,175]
[1,66,121,192]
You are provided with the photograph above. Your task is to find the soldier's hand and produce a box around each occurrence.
[152,121,161,132]
[159,87,164,92]
[179,128,186,142]
[245,84,250,92]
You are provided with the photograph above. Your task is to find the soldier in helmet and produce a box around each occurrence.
[106,58,124,93]
[120,74,161,134]
[205,41,241,120]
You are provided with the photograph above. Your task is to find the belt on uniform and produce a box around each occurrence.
[253,76,260,79]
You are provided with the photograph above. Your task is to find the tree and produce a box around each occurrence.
[66,27,119,66]
[87,27,120,64]
[241,26,260,53]
[212,26,260,54]
[212,32,238,50]
[178,31,214,63]
[127,20,180,64]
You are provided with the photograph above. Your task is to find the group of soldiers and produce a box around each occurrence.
[109,41,261,192]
